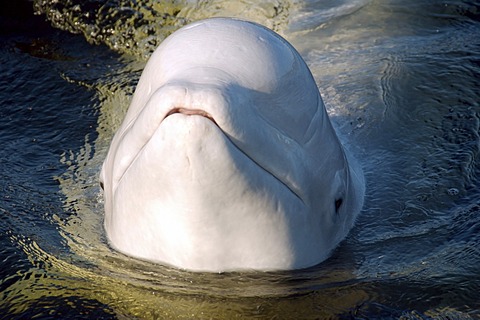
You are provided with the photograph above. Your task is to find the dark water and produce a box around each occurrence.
[1,0,480,319]
[0,3,125,317]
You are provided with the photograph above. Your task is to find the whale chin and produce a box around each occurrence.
[153,110,306,212]
[158,108,304,204]
[106,111,309,271]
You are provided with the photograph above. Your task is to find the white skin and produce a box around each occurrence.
[100,18,365,272]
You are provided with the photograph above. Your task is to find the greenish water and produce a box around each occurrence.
[1,0,479,318]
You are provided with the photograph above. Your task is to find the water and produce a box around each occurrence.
[1,0,479,318]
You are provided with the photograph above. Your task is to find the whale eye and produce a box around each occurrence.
[100,181,104,190]
[335,198,343,214]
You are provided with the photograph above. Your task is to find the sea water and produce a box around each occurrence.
[1,0,479,318]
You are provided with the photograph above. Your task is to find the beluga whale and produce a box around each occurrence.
[100,18,365,272]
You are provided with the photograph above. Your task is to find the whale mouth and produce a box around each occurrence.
[165,107,217,126]
[162,107,305,205]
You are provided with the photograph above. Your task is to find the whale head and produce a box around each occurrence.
[100,18,365,272]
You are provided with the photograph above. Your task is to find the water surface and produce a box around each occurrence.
[1,0,479,318]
